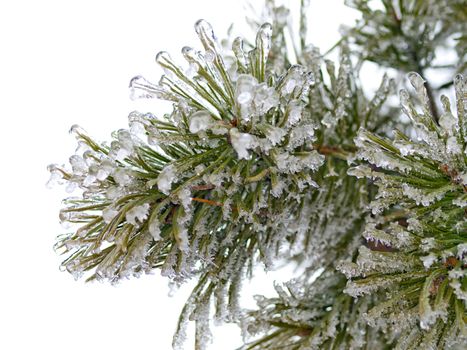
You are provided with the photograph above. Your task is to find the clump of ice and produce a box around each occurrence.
[229,128,256,159]
[157,165,177,194]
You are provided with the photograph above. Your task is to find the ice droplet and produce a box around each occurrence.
[399,89,410,107]
[407,72,431,108]
[96,159,114,181]
[157,164,176,195]
[454,74,464,97]
[232,37,247,68]
[194,19,219,54]
[255,23,272,79]
[230,128,256,159]
[407,72,425,92]
[280,65,312,97]
[83,174,96,187]
[440,94,451,114]
[181,46,203,71]
[204,50,215,63]
[69,124,86,137]
[156,51,177,72]
[256,23,272,52]
[129,75,165,100]
[189,111,213,134]
[235,74,258,121]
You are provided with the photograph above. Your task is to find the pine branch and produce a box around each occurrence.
[241,271,391,350]
[340,73,467,348]
[47,1,467,349]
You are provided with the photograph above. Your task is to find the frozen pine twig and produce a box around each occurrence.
[48,1,467,349]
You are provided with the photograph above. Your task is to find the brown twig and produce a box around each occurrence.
[191,184,215,191]
[191,197,223,206]
[316,145,343,155]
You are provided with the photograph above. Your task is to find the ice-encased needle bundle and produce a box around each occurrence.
[48,1,467,349]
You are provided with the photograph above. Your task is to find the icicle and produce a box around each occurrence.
[232,37,248,70]
[194,19,220,53]
[69,124,86,138]
[181,46,204,73]
[129,75,171,100]
[156,51,179,74]
[439,110,457,134]
[235,74,258,121]
[236,75,257,103]
[408,72,426,99]
[96,159,114,181]
[439,94,456,137]
[407,71,437,121]
[255,23,273,81]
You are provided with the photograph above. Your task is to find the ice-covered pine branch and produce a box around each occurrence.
[238,73,467,350]
[339,73,467,348]
[343,0,466,73]
[48,18,390,350]
[48,0,466,349]
[241,270,384,350]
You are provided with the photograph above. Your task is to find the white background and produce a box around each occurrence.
[0,1,358,349]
